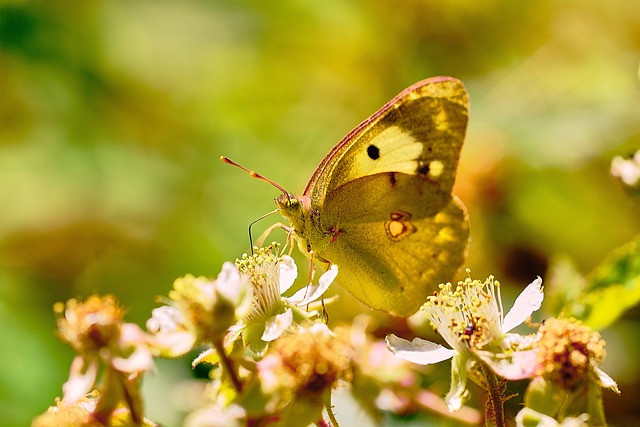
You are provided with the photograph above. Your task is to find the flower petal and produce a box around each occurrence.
[216,262,251,309]
[502,332,539,349]
[445,352,470,412]
[112,324,155,373]
[278,256,298,294]
[502,277,544,333]
[146,305,197,357]
[216,262,242,292]
[385,334,456,365]
[593,364,620,394]
[262,308,293,342]
[288,264,338,306]
[63,356,99,404]
[192,348,218,367]
[476,349,539,380]
[112,346,154,374]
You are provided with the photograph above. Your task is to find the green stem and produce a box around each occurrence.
[322,391,340,427]
[213,339,243,393]
[481,363,507,427]
[120,372,144,426]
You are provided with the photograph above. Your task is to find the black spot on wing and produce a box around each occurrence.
[367,144,380,160]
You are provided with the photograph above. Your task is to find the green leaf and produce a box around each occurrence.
[562,235,640,329]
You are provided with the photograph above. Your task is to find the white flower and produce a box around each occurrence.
[146,305,197,357]
[611,150,640,187]
[146,262,253,357]
[386,276,544,411]
[258,256,337,342]
[235,247,338,350]
[62,323,154,404]
[244,254,298,322]
[55,295,154,404]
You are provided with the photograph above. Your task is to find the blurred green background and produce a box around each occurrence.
[1,1,639,426]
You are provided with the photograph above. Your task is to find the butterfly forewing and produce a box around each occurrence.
[304,77,469,206]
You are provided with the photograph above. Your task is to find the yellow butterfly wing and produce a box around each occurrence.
[318,173,468,316]
[305,76,468,204]
[298,76,469,316]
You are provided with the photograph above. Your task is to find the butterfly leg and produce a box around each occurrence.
[305,251,334,324]
[300,249,316,305]
[300,250,324,320]
[253,221,292,251]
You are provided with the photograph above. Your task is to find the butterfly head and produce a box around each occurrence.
[275,193,311,216]
[274,193,313,239]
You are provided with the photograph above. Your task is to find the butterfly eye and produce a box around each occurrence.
[366,144,380,160]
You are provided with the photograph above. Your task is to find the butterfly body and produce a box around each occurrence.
[276,77,470,317]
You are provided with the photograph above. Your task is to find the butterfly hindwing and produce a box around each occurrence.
[318,171,469,316]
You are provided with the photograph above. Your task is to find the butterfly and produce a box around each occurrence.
[225,76,470,317]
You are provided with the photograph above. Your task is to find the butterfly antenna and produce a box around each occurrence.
[220,156,291,201]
